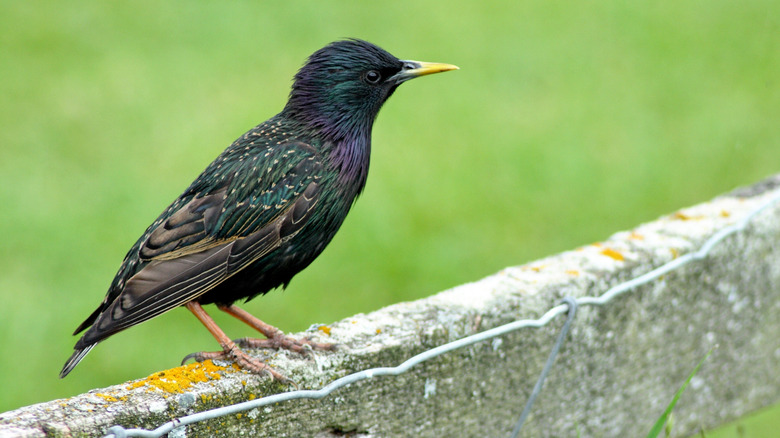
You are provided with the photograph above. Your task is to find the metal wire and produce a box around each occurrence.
[510,296,578,437]
[105,189,780,438]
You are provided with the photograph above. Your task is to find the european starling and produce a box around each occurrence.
[60,39,457,382]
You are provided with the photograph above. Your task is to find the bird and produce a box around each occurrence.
[60,39,458,382]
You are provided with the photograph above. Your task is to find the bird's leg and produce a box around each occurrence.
[183,302,292,384]
[217,303,335,354]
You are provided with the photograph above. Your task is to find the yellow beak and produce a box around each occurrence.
[393,60,459,82]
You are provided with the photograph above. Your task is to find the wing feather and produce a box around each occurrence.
[73,140,324,350]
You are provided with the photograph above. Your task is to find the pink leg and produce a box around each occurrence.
[183,302,292,385]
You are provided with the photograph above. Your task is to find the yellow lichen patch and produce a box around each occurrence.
[600,248,624,261]
[318,325,332,336]
[565,270,580,276]
[126,360,229,393]
[95,393,126,403]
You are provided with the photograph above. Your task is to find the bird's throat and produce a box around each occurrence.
[328,133,371,196]
[281,100,375,196]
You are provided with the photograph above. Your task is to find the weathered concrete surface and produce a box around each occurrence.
[1,174,779,438]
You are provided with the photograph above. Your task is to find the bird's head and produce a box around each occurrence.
[283,39,457,141]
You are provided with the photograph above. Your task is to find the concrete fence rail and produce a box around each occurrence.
[1,174,779,438]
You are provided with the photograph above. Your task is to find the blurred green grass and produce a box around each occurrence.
[0,0,777,423]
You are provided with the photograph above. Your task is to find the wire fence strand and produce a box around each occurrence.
[510,296,578,437]
[105,189,780,438]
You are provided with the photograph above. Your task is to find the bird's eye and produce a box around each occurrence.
[364,70,381,85]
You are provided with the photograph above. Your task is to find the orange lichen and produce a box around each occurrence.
[672,211,705,221]
[600,248,624,261]
[318,325,332,336]
[672,211,691,220]
[126,360,229,393]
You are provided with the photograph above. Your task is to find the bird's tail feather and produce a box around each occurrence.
[60,344,96,378]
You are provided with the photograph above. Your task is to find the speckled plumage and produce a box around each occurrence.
[61,39,457,378]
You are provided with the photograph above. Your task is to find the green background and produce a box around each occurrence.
[1,1,777,434]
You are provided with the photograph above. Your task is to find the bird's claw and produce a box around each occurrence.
[225,345,294,385]
[233,334,335,356]
[182,344,296,386]
[181,350,229,365]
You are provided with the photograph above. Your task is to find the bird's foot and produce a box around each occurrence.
[234,333,335,356]
[181,344,296,387]
[216,304,336,355]
[181,349,229,364]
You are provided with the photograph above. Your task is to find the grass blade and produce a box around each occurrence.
[646,348,714,438]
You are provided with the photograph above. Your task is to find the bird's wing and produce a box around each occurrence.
[76,141,323,347]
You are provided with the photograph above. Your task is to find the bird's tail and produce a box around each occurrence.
[60,344,97,378]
